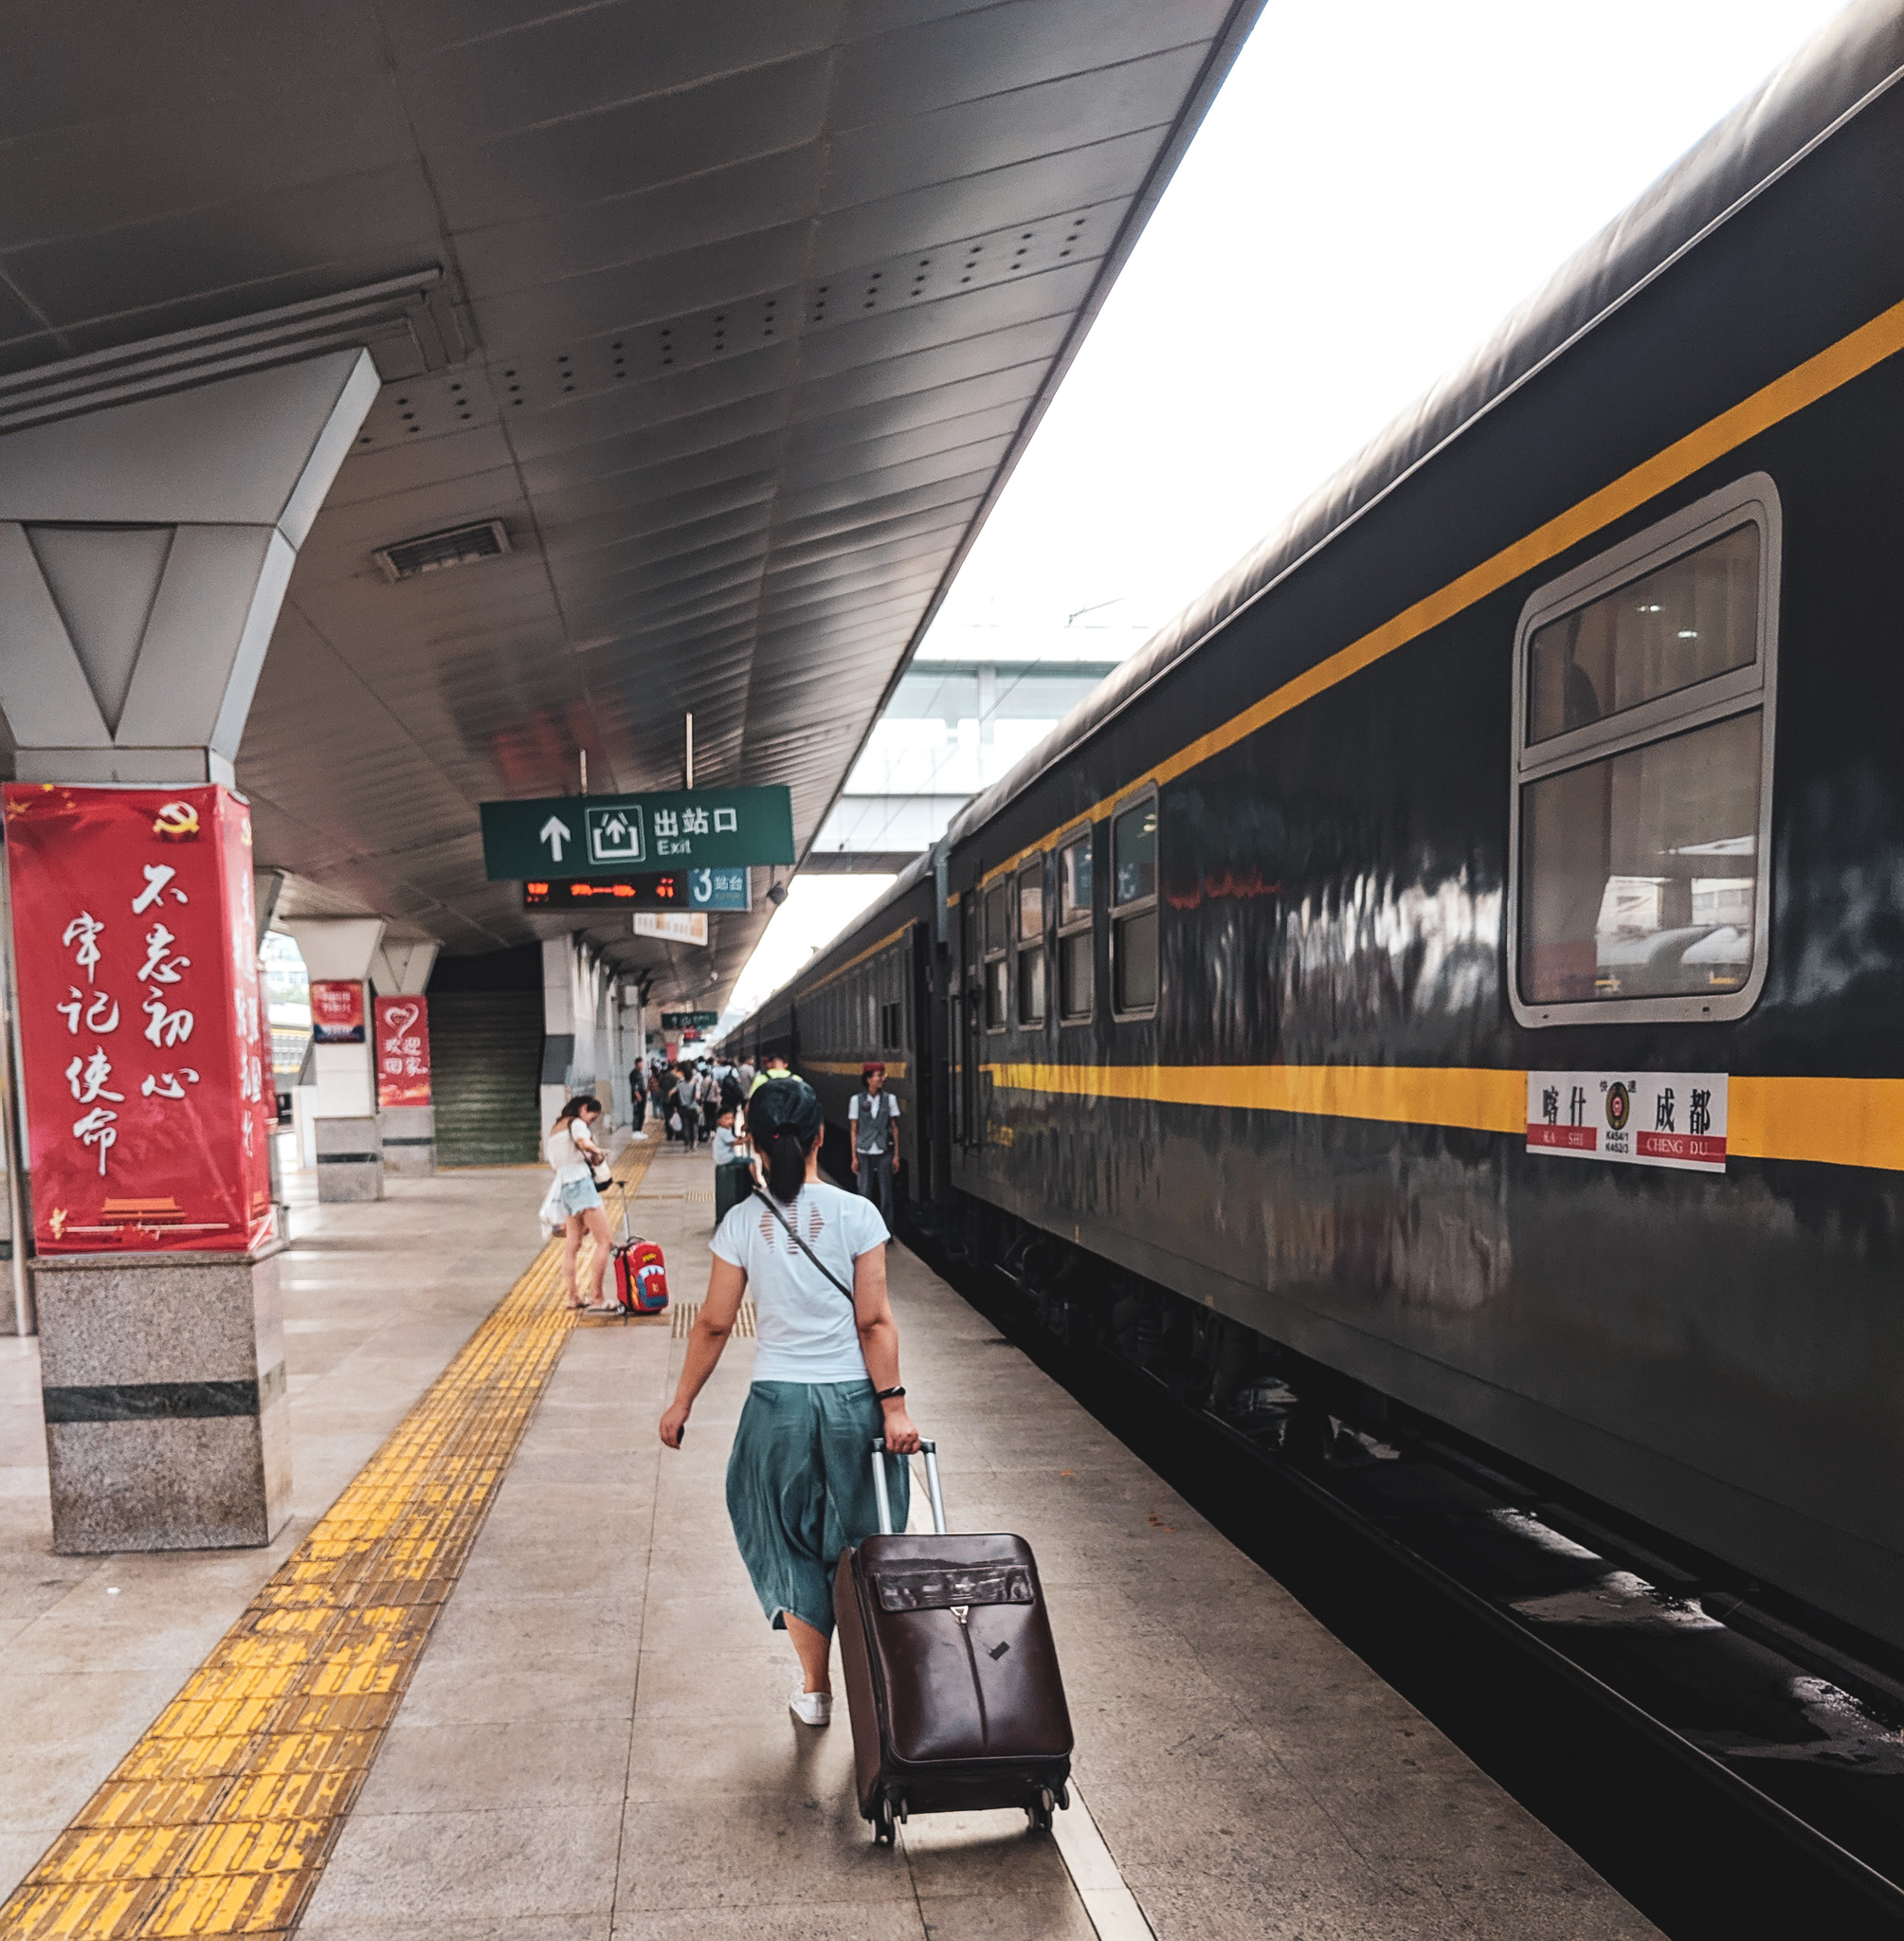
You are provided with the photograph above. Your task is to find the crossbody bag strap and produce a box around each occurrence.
[752,1188,857,1306]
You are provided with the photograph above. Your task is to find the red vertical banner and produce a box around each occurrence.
[309,980,366,1043]
[4,783,275,1254]
[373,995,432,1107]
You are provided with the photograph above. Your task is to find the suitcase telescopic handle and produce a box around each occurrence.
[871,1438,946,1536]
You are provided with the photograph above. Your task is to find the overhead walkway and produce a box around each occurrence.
[0,1143,1656,1939]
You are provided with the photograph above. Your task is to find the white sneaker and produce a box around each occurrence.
[789,1687,833,1727]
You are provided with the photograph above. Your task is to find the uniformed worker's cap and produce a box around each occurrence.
[862,1061,886,1079]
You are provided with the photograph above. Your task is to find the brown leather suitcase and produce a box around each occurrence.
[834,1440,1073,1843]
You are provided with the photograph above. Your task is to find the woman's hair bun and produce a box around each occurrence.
[745,1076,822,1143]
[747,1078,824,1203]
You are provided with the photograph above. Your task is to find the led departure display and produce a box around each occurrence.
[523,874,684,910]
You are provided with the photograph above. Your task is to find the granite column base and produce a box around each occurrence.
[378,1104,435,1177]
[31,1243,290,1552]
[315,1115,384,1202]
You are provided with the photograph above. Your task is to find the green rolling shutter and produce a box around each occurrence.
[428,991,543,1167]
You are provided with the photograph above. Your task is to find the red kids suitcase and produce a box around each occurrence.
[608,1180,668,1315]
[614,1239,668,1315]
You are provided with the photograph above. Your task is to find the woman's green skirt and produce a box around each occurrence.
[724,1379,911,1636]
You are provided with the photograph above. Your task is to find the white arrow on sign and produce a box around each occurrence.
[539,815,572,862]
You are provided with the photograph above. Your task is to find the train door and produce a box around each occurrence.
[907,923,933,1204]
[959,893,981,1150]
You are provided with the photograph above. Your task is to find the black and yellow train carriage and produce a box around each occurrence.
[741,6,1904,1657]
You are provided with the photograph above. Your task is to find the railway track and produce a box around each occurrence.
[921,1230,1904,1941]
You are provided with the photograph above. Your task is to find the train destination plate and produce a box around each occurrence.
[1527,1071,1728,1173]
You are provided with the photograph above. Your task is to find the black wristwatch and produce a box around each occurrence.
[875,1385,906,1403]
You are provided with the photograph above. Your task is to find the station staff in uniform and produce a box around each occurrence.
[848,1061,899,1228]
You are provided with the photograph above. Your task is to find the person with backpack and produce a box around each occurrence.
[671,1064,702,1148]
[848,1061,900,1229]
[659,1077,921,1727]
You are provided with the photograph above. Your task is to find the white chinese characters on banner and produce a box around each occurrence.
[138,922,190,983]
[72,1105,117,1174]
[65,1048,122,1103]
[57,989,120,1035]
[44,871,210,1182]
[1526,1071,1729,1174]
[62,912,104,983]
[132,863,188,915]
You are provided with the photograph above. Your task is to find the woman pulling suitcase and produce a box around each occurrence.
[659,1078,921,1726]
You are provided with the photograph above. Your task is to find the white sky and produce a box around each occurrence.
[726,0,1848,1016]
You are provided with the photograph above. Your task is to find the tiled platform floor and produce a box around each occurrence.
[0,1155,554,1906]
[2,1138,1659,1938]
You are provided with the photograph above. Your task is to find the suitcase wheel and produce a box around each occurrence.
[872,1794,898,1846]
[1025,1787,1057,1836]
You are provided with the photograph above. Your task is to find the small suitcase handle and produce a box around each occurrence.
[871,1438,947,1536]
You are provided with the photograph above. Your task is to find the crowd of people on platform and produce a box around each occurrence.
[625,1048,756,1149]
[534,1044,898,1266]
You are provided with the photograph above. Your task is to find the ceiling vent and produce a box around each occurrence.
[372,519,510,583]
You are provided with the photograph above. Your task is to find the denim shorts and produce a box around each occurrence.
[556,1175,602,1217]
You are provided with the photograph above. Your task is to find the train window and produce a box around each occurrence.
[1017,862,1044,939]
[880,1000,903,1050]
[1526,525,1758,743]
[1057,832,1094,1023]
[1016,860,1046,1025]
[1111,794,1158,1018]
[983,880,1007,1031]
[1059,835,1092,923]
[1510,474,1780,1026]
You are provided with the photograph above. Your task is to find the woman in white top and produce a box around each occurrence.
[547,1095,615,1311]
[660,1078,921,1728]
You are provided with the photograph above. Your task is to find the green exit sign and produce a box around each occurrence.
[662,1010,719,1028]
[481,788,794,880]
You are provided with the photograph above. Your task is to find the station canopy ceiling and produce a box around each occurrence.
[1,0,1260,1007]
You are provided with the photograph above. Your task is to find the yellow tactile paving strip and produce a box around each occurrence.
[0,1142,656,1940]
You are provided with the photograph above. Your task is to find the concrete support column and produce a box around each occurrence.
[580,950,610,1118]
[370,938,438,1176]
[0,344,376,1551]
[285,917,386,1203]
[608,983,630,1126]
[539,936,577,1134]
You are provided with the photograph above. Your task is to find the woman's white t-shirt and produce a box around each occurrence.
[710,1183,889,1383]
[545,1122,592,1182]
